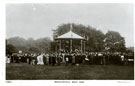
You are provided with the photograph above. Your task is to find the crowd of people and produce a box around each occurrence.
[6,52,134,66]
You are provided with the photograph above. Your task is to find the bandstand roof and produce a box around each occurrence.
[56,30,85,40]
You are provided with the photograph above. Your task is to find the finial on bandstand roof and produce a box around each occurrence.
[70,23,73,32]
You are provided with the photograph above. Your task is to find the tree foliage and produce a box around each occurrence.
[6,44,17,55]
[104,31,126,52]
[6,23,126,53]
[55,23,126,52]
[6,37,52,54]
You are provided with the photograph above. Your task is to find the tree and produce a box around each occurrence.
[104,31,126,52]
[36,37,51,53]
[29,47,40,53]
[6,44,17,55]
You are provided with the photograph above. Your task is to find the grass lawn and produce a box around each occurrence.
[6,63,134,80]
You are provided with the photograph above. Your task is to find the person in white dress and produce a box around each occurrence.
[37,54,44,65]
[6,54,11,63]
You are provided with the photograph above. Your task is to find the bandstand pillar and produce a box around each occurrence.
[59,40,61,51]
[55,41,57,53]
[84,41,85,53]
[81,40,83,53]
[70,39,72,52]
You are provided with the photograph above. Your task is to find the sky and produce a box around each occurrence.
[6,3,134,47]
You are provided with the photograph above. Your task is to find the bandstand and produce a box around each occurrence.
[54,25,86,53]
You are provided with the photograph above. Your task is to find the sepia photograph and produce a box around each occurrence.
[6,3,134,80]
